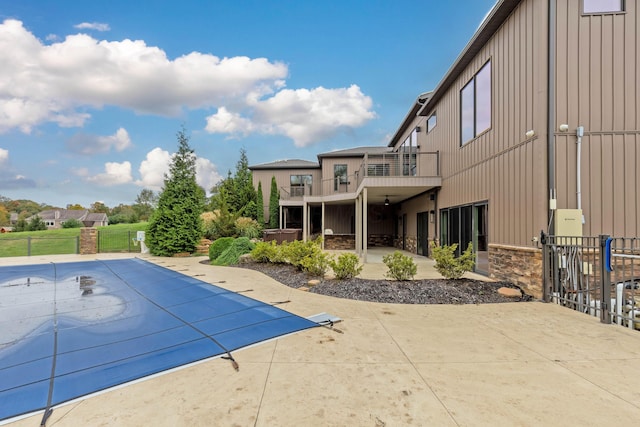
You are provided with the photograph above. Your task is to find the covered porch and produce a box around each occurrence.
[297,176,441,262]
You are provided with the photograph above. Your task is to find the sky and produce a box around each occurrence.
[0,0,497,208]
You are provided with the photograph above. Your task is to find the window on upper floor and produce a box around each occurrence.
[334,164,347,191]
[398,128,418,176]
[460,60,491,146]
[582,0,624,14]
[427,113,437,133]
[290,174,312,197]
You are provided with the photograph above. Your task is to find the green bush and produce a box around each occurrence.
[282,238,321,270]
[300,250,331,277]
[212,237,255,266]
[382,251,417,281]
[61,218,83,229]
[329,253,363,280]
[430,242,475,279]
[208,237,235,261]
[251,240,281,263]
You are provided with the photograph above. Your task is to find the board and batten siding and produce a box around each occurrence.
[428,0,548,247]
[252,168,321,222]
[554,0,640,236]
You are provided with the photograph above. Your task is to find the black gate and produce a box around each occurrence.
[542,233,640,330]
[98,229,145,253]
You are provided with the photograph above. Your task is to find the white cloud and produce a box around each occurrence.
[67,127,132,155]
[74,22,111,32]
[0,147,8,165]
[205,85,376,146]
[86,161,133,186]
[195,157,223,194]
[0,19,288,132]
[135,147,222,193]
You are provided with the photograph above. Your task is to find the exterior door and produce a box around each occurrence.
[417,212,429,256]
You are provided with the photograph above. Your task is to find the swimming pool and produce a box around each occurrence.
[0,258,318,422]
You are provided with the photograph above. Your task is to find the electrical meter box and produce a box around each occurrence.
[555,209,583,237]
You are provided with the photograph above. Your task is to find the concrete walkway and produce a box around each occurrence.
[3,253,640,426]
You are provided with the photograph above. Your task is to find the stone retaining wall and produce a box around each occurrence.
[325,234,355,250]
[489,243,542,299]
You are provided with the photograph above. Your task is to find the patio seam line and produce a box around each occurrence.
[475,315,640,410]
[254,339,279,427]
[558,361,640,410]
[370,304,461,426]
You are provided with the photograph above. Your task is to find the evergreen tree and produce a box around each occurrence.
[146,128,204,256]
[229,148,257,218]
[256,181,264,224]
[268,176,279,228]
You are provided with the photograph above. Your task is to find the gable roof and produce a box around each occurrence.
[36,209,87,220]
[249,159,320,170]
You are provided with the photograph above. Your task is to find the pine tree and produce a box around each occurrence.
[268,176,279,229]
[147,128,204,256]
[256,181,264,224]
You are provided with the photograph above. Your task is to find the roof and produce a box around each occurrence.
[387,92,432,147]
[249,159,320,170]
[418,0,521,116]
[36,209,87,220]
[85,213,108,222]
[317,146,392,159]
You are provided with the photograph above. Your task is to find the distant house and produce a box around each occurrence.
[28,209,109,229]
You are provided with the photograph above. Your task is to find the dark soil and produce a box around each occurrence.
[231,262,533,304]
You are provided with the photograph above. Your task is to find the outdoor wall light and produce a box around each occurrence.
[525,129,535,138]
[559,124,569,132]
[384,196,390,206]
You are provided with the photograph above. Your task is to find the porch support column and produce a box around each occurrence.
[321,202,325,250]
[279,206,283,229]
[355,195,360,255]
[363,188,368,262]
[302,201,308,242]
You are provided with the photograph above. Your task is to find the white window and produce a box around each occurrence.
[583,0,624,14]
[427,113,437,133]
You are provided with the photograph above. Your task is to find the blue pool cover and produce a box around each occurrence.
[0,258,318,422]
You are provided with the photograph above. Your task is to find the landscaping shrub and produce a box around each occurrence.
[212,237,255,266]
[329,253,363,280]
[251,240,281,263]
[430,242,475,279]
[300,249,331,277]
[282,238,321,270]
[208,237,235,261]
[235,216,262,239]
[382,251,417,281]
[61,218,83,229]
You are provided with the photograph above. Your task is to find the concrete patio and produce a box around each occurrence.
[2,253,640,426]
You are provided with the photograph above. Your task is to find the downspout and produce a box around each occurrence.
[547,0,557,234]
[576,126,583,212]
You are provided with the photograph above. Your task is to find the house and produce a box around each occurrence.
[28,209,109,229]
[251,0,639,298]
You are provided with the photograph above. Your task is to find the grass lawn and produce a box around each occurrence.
[0,223,148,257]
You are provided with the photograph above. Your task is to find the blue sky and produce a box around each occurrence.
[0,0,497,208]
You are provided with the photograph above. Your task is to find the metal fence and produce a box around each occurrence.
[542,233,640,330]
[0,236,80,257]
[97,229,145,253]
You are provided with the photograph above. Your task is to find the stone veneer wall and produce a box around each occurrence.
[489,244,543,299]
[393,236,417,253]
[80,227,97,255]
[325,234,355,250]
